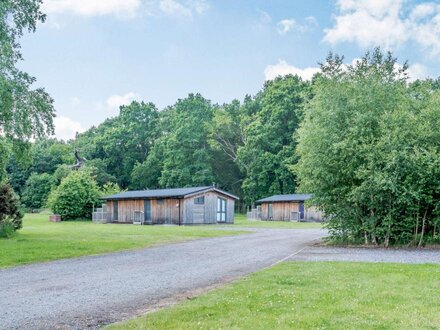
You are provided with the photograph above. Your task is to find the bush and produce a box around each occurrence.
[48,170,101,220]
[22,172,55,210]
[0,182,23,238]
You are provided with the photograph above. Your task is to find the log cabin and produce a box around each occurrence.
[100,186,238,225]
[256,194,322,221]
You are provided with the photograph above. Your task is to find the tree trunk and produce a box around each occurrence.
[418,208,429,248]
[384,222,391,248]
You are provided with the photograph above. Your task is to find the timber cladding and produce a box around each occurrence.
[260,202,322,221]
[107,199,182,224]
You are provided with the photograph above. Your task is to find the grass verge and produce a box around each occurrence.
[233,213,323,229]
[0,213,246,268]
[108,261,440,330]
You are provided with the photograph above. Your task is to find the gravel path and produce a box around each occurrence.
[0,228,324,330]
[291,246,440,264]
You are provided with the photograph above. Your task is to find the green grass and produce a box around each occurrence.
[109,261,440,330]
[0,213,246,268]
[233,213,322,229]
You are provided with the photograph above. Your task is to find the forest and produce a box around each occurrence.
[1,1,440,246]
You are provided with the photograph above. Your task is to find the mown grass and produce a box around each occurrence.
[109,261,440,330]
[0,213,246,268]
[233,213,323,229]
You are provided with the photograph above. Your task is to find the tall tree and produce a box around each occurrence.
[75,101,159,188]
[0,0,55,178]
[238,75,311,204]
[295,49,440,246]
[159,94,215,187]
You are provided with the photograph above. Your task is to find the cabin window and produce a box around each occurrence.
[268,203,273,219]
[194,196,205,205]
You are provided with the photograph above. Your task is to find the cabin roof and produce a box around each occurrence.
[103,186,239,200]
[256,194,313,203]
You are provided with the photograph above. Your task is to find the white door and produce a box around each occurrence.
[217,197,227,222]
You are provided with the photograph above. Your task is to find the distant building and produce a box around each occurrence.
[98,186,238,225]
[255,194,322,222]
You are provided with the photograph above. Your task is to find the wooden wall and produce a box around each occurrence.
[106,198,182,224]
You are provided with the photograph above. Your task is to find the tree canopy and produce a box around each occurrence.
[0,0,55,179]
[295,49,440,246]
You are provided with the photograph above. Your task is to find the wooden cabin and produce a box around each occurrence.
[256,194,322,222]
[100,186,238,225]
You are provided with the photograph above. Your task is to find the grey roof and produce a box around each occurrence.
[256,194,313,203]
[103,186,239,200]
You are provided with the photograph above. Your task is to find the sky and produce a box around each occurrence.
[20,0,440,140]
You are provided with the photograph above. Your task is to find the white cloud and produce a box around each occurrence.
[158,0,208,19]
[277,19,296,35]
[54,116,85,141]
[43,0,141,18]
[305,16,318,27]
[106,92,140,110]
[407,63,430,82]
[264,60,319,81]
[325,0,440,56]
[159,0,192,18]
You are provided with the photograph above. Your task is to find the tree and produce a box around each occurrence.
[158,94,215,187]
[21,173,55,210]
[74,101,159,188]
[48,171,100,220]
[238,75,311,204]
[0,182,23,237]
[294,48,440,246]
[208,100,246,203]
[0,0,55,174]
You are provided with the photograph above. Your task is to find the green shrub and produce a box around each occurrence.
[0,182,23,238]
[0,219,15,238]
[48,170,100,220]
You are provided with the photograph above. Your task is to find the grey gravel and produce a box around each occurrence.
[0,228,324,330]
[291,246,440,264]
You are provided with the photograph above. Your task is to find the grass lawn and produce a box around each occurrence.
[109,261,440,330]
[233,213,323,229]
[0,213,246,268]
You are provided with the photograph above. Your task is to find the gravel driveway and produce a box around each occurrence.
[0,228,324,330]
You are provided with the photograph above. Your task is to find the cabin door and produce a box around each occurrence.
[299,202,305,221]
[216,197,227,223]
[144,200,151,224]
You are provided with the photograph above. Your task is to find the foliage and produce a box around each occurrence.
[75,101,159,188]
[0,0,55,174]
[21,172,55,209]
[100,182,123,197]
[295,48,440,246]
[53,164,72,184]
[237,76,311,204]
[0,213,244,268]
[48,170,101,220]
[159,94,215,187]
[0,182,23,237]
[84,159,117,187]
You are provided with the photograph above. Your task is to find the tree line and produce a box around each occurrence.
[4,74,310,212]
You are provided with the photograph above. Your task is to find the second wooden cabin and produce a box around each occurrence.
[256,194,322,221]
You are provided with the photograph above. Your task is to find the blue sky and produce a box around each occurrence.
[20,0,440,140]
